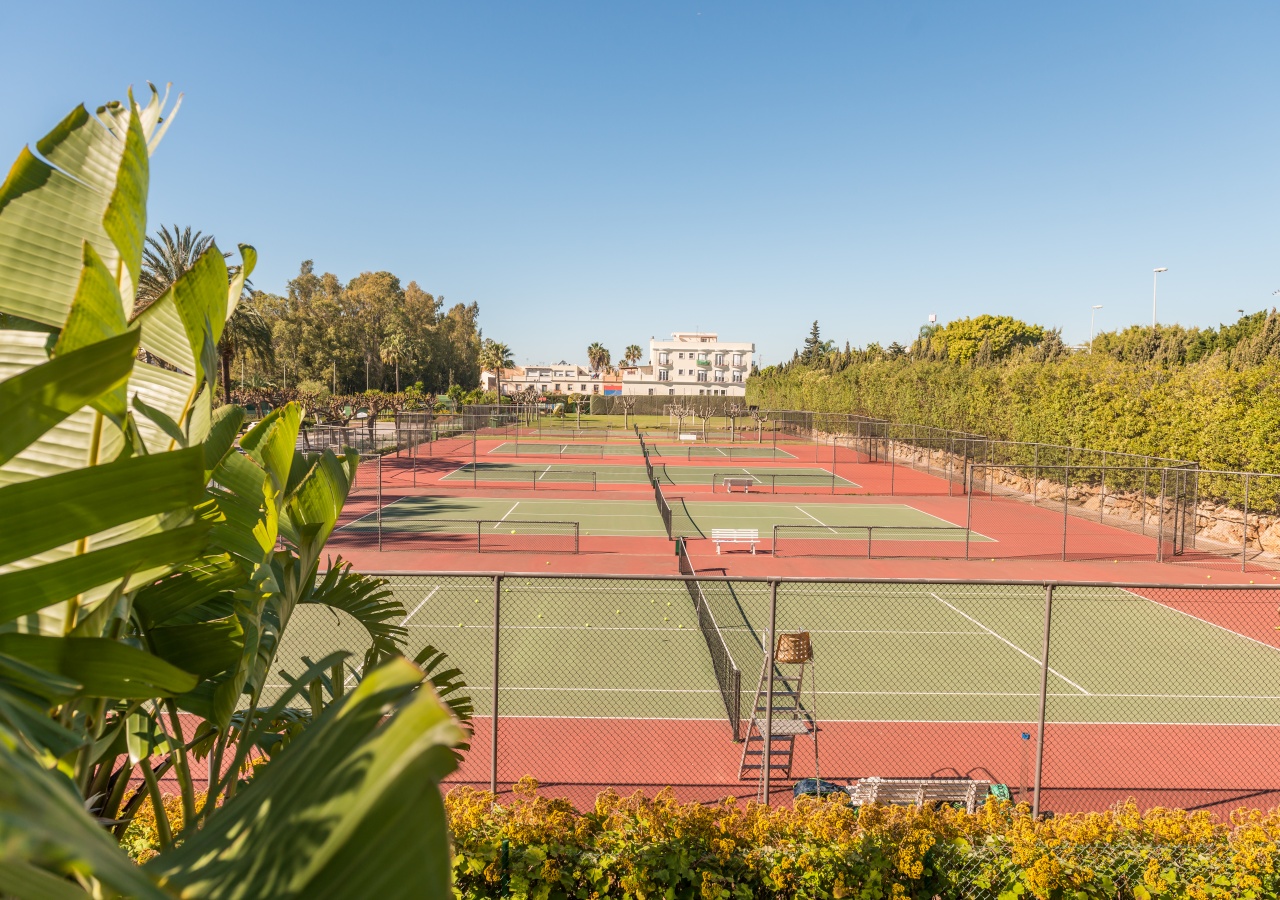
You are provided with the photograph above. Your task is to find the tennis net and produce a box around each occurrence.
[679,540,741,739]
[653,479,673,538]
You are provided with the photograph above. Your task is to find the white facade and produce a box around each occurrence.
[619,332,754,397]
[480,362,606,396]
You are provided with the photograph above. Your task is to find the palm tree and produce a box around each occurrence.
[479,339,514,402]
[587,342,610,373]
[623,344,644,367]
[380,329,409,391]
[137,224,271,402]
[134,225,215,315]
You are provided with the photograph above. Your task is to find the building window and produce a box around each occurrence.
[580,384,585,391]
[648,388,654,395]
[659,352,668,364]
[668,388,675,395]
[732,371,743,382]
[715,354,724,365]
[698,389,704,395]
[714,370,725,382]
[658,370,669,381]
[677,369,683,375]
[593,385,599,393]
[732,354,742,366]
[697,371,707,382]
[678,352,684,359]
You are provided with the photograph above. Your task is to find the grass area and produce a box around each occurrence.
[275,578,1280,728]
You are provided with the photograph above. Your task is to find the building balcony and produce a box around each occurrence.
[695,359,711,367]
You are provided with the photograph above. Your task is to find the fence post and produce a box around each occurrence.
[377,454,383,552]
[890,439,896,495]
[763,578,778,805]
[1061,462,1069,562]
[965,464,973,560]
[1032,444,1038,506]
[1242,473,1251,573]
[1032,583,1054,819]
[473,430,478,488]
[491,574,502,796]
[1099,451,1107,523]
[1157,470,1167,563]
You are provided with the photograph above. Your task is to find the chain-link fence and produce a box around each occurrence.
[276,572,1280,817]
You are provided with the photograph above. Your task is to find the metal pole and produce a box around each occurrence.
[1099,451,1106,523]
[763,578,778,805]
[1157,469,1167,563]
[491,575,502,796]
[1032,583,1054,819]
[1061,463,1069,562]
[1242,474,1251,573]
[1032,444,1038,506]
[377,454,383,552]
[890,439,896,495]
[965,464,973,560]
[473,430,477,488]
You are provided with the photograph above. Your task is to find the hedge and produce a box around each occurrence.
[446,778,1280,899]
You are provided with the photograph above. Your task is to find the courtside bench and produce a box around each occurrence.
[723,476,756,493]
[711,528,759,554]
[679,433,699,442]
[844,777,1008,813]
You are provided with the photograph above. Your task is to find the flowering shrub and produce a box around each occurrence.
[446,778,1280,899]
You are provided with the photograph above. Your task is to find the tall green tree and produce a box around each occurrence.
[801,321,823,363]
[623,344,644,367]
[479,339,514,401]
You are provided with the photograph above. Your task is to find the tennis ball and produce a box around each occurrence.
[664,616,669,621]
[537,613,542,618]
[616,610,620,614]
[511,530,517,534]
[458,623,463,627]
[678,624,684,629]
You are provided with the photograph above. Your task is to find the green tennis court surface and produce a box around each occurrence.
[442,462,856,488]
[342,496,976,539]
[273,579,1280,727]
[486,441,798,459]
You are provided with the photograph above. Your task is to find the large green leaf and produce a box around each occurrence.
[301,563,406,671]
[147,614,244,677]
[0,523,211,623]
[281,449,357,551]
[150,658,462,899]
[0,634,198,698]
[133,554,243,629]
[0,445,206,567]
[0,329,137,467]
[0,729,169,899]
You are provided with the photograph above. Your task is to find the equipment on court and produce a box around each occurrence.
[679,541,741,739]
[740,630,818,799]
[711,528,759,554]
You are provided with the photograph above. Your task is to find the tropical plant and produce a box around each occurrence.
[380,328,409,391]
[134,224,214,313]
[0,84,462,897]
[216,293,274,402]
[622,344,643,367]
[586,341,610,373]
[478,339,513,403]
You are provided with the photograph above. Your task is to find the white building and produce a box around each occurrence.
[619,332,754,397]
[480,362,605,396]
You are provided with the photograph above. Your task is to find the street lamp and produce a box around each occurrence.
[1152,268,1168,327]
[1090,305,1103,352]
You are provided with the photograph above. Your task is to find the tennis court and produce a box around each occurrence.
[441,461,857,488]
[275,575,1280,810]
[341,495,980,542]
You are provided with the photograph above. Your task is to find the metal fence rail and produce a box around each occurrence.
[277,572,1280,820]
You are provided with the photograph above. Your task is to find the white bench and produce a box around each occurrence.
[722,476,756,493]
[711,528,759,554]
[845,777,992,813]
[678,433,699,442]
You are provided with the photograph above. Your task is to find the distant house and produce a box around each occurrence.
[619,332,753,397]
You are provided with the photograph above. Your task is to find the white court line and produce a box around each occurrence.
[410,623,988,637]
[795,506,837,533]
[439,464,467,480]
[1120,587,1280,656]
[402,586,441,625]
[493,501,521,529]
[930,592,1090,694]
[336,496,406,530]
[538,465,553,481]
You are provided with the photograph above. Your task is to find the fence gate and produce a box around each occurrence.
[1168,467,1198,556]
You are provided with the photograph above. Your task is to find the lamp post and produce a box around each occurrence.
[1090,305,1103,352]
[1152,268,1168,327]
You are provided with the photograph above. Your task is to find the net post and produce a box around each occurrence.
[763,578,778,806]
[866,526,872,559]
[1032,583,1054,819]
[772,524,780,557]
[574,522,580,554]
[491,574,502,796]
[1242,473,1250,573]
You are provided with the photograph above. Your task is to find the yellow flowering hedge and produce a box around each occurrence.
[445,778,1280,900]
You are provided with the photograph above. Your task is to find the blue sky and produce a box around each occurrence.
[3,3,1278,367]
